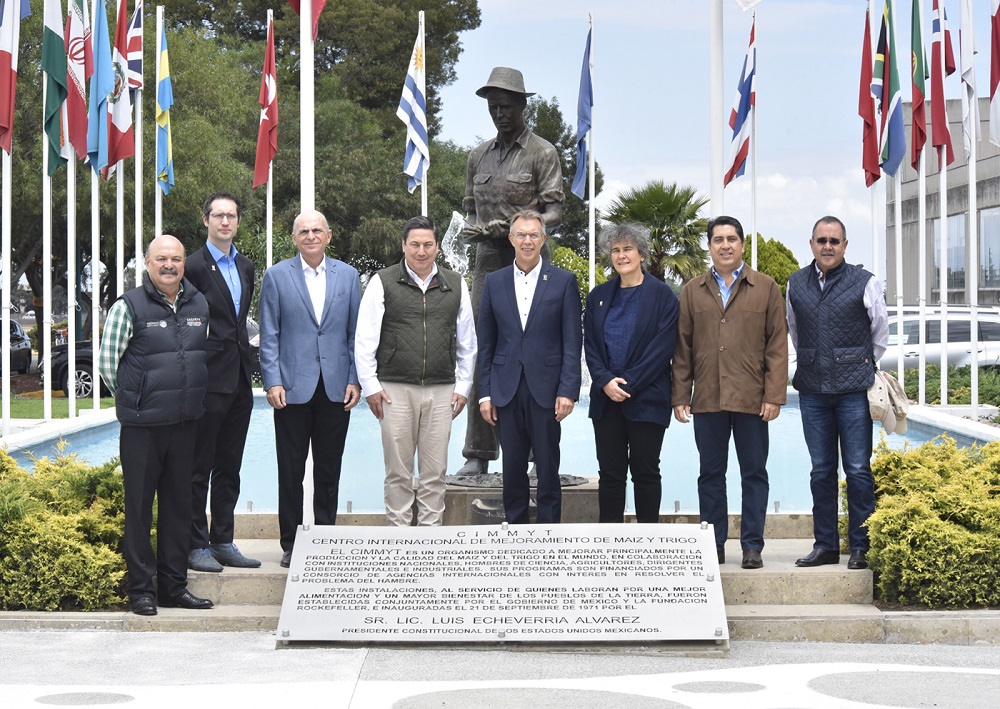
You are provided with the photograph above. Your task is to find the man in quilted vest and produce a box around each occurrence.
[786,216,888,570]
[355,216,477,525]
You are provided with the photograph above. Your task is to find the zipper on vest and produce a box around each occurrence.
[421,293,427,384]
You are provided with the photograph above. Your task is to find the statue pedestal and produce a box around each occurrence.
[442,480,599,526]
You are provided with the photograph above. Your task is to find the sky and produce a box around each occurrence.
[434,0,994,271]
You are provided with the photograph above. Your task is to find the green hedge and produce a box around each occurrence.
[867,435,1000,607]
[0,448,127,611]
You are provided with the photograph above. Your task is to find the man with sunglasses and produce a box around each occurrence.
[786,216,888,571]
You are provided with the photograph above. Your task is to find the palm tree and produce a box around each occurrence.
[603,181,709,284]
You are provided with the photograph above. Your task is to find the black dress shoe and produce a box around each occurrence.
[280,550,293,568]
[741,549,763,569]
[795,548,840,567]
[847,550,868,570]
[159,589,214,610]
[131,596,157,616]
[717,546,725,564]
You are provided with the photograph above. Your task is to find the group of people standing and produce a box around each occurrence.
[98,65,888,617]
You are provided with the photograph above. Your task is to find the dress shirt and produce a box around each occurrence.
[205,240,243,317]
[98,283,185,395]
[301,258,327,324]
[712,261,745,309]
[786,268,889,360]
[355,262,477,399]
[513,260,543,329]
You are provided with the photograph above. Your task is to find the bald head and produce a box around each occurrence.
[292,210,333,269]
[145,234,186,301]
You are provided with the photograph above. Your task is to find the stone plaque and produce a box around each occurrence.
[277,523,727,643]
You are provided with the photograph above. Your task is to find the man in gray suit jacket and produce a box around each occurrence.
[259,210,361,568]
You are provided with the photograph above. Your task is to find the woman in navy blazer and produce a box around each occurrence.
[584,224,679,523]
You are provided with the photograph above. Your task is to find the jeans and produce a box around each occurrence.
[692,411,770,551]
[798,390,875,552]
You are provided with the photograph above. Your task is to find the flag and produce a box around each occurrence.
[861,5,880,187]
[960,0,980,158]
[931,0,955,168]
[724,17,755,187]
[104,0,135,175]
[0,0,31,154]
[43,0,69,176]
[254,14,278,190]
[287,0,325,42]
[872,0,906,177]
[991,0,1000,146]
[571,26,593,200]
[126,0,142,90]
[395,22,428,194]
[65,0,93,161]
[156,21,173,195]
[911,0,927,170]
[87,0,115,173]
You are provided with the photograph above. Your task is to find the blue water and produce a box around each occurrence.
[10,392,947,514]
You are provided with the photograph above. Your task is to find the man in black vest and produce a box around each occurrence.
[185,192,259,572]
[355,216,477,525]
[786,216,888,570]
[98,235,214,615]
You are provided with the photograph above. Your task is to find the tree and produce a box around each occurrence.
[524,96,603,257]
[603,181,709,284]
[742,235,800,296]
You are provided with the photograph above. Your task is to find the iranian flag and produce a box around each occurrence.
[65,0,93,161]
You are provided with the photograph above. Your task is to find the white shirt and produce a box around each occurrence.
[513,260,543,329]
[355,262,477,399]
[301,258,327,324]
[786,268,889,360]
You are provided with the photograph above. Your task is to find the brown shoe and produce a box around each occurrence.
[741,549,763,569]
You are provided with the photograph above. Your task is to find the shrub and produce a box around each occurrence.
[867,435,1000,607]
[0,449,127,611]
[552,245,607,304]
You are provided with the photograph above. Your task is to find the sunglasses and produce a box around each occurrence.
[815,238,842,246]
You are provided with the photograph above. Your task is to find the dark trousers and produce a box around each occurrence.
[693,410,770,550]
[120,421,197,601]
[496,375,562,524]
[798,390,875,552]
[274,377,351,551]
[464,260,501,462]
[190,383,253,550]
[593,402,666,523]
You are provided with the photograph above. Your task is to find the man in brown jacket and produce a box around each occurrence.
[672,215,788,569]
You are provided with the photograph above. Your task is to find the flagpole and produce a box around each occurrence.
[267,163,273,269]
[116,165,124,295]
[587,13,595,293]
[67,156,77,418]
[300,0,315,211]
[750,12,757,270]
[135,86,143,286]
[709,0,724,215]
[91,171,100,411]
[960,0,979,418]
[918,149,928,405]
[155,6,162,238]
[419,10,427,217]
[42,83,53,422]
[970,117,979,418]
[1,152,10,437]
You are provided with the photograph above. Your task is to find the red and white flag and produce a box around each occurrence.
[104,0,134,176]
[991,0,1000,146]
[65,0,93,161]
[931,0,956,168]
[0,0,31,154]
[254,13,278,189]
[861,5,880,187]
[287,0,326,41]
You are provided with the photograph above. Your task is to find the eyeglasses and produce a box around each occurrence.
[512,232,544,241]
[815,238,842,246]
[210,213,239,222]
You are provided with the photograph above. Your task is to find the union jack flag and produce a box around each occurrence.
[126,0,142,90]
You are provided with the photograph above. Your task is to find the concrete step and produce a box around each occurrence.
[185,539,873,608]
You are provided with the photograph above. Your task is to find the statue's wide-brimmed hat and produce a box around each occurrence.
[476,67,535,98]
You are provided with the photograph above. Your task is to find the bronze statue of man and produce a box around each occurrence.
[457,67,565,476]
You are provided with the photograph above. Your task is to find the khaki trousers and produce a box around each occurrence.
[379,381,455,526]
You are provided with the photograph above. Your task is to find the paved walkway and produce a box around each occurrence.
[1,633,998,708]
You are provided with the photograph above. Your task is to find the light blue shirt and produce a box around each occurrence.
[206,240,242,316]
[712,261,744,308]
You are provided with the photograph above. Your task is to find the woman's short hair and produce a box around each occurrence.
[600,223,651,262]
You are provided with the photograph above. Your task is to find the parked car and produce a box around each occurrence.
[42,319,262,398]
[879,310,1000,373]
[2,320,33,374]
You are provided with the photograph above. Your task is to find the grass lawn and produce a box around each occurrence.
[7,398,116,419]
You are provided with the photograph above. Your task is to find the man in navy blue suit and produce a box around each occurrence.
[477,210,582,524]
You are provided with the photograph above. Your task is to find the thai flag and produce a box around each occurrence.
[724,18,755,187]
[126,0,142,91]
